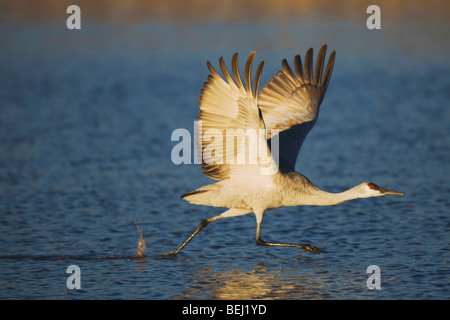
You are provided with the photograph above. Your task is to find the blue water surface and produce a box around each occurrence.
[0,7,449,300]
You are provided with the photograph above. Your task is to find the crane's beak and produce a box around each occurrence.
[379,187,404,196]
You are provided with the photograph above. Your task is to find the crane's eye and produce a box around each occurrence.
[368,182,379,190]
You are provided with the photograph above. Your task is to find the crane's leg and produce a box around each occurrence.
[254,211,326,254]
[165,208,251,256]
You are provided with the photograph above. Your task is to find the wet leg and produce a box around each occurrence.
[254,211,326,254]
[165,208,251,256]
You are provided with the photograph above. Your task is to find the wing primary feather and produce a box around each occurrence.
[253,61,264,98]
[244,52,256,95]
[281,59,298,85]
[314,45,327,85]
[207,61,220,78]
[294,54,305,83]
[232,52,244,90]
[219,56,233,84]
[304,48,313,84]
[321,50,336,93]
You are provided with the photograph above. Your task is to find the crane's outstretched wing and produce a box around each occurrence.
[197,52,278,181]
[258,45,336,172]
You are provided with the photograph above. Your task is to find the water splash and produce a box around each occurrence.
[131,224,146,259]
[0,224,148,261]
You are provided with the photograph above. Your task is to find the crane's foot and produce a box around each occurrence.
[299,244,327,254]
[163,251,178,257]
[256,239,326,254]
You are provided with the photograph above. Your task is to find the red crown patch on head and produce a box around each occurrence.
[368,182,379,190]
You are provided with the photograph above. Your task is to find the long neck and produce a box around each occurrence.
[304,187,361,206]
[279,173,362,206]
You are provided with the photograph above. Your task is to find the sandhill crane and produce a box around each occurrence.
[166,45,403,256]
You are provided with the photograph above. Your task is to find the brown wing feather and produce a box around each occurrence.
[258,45,336,172]
[197,52,272,180]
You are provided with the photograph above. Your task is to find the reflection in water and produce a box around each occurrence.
[178,263,331,300]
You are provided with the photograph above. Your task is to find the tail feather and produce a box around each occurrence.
[181,189,212,206]
[181,189,208,199]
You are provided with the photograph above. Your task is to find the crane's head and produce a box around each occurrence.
[357,182,404,198]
